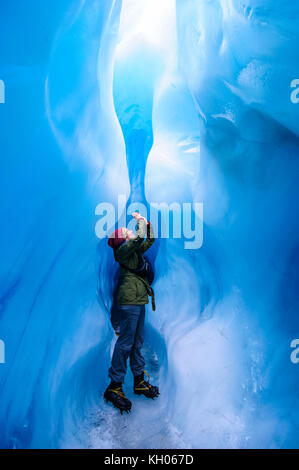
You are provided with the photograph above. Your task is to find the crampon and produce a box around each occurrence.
[104,383,132,414]
[134,370,160,399]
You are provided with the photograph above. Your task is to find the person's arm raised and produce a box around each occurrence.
[140,221,155,254]
[116,216,147,262]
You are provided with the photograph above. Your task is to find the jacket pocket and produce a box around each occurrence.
[135,278,147,301]
[135,278,142,299]
[118,277,138,303]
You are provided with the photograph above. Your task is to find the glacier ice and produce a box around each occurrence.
[0,0,298,449]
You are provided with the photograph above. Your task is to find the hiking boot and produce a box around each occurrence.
[134,370,160,399]
[104,382,132,414]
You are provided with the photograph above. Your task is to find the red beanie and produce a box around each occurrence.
[108,227,126,249]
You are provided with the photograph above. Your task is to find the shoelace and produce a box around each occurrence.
[135,370,152,390]
[109,386,126,398]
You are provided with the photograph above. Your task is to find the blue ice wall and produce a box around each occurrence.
[0,0,127,448]
[174,0,299,448]
[0,0,298,449]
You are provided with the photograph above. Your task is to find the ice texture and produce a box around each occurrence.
[0,0,298,449]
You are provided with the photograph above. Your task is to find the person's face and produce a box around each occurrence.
[126,229,136,240]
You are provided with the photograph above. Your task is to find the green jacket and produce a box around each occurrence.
[114,220,155,306]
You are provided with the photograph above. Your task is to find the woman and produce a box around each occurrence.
[104,212,159,414]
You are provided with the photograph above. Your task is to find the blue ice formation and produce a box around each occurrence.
[0,0,298,449]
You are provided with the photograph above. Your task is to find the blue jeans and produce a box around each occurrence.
[108,304,146,384]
